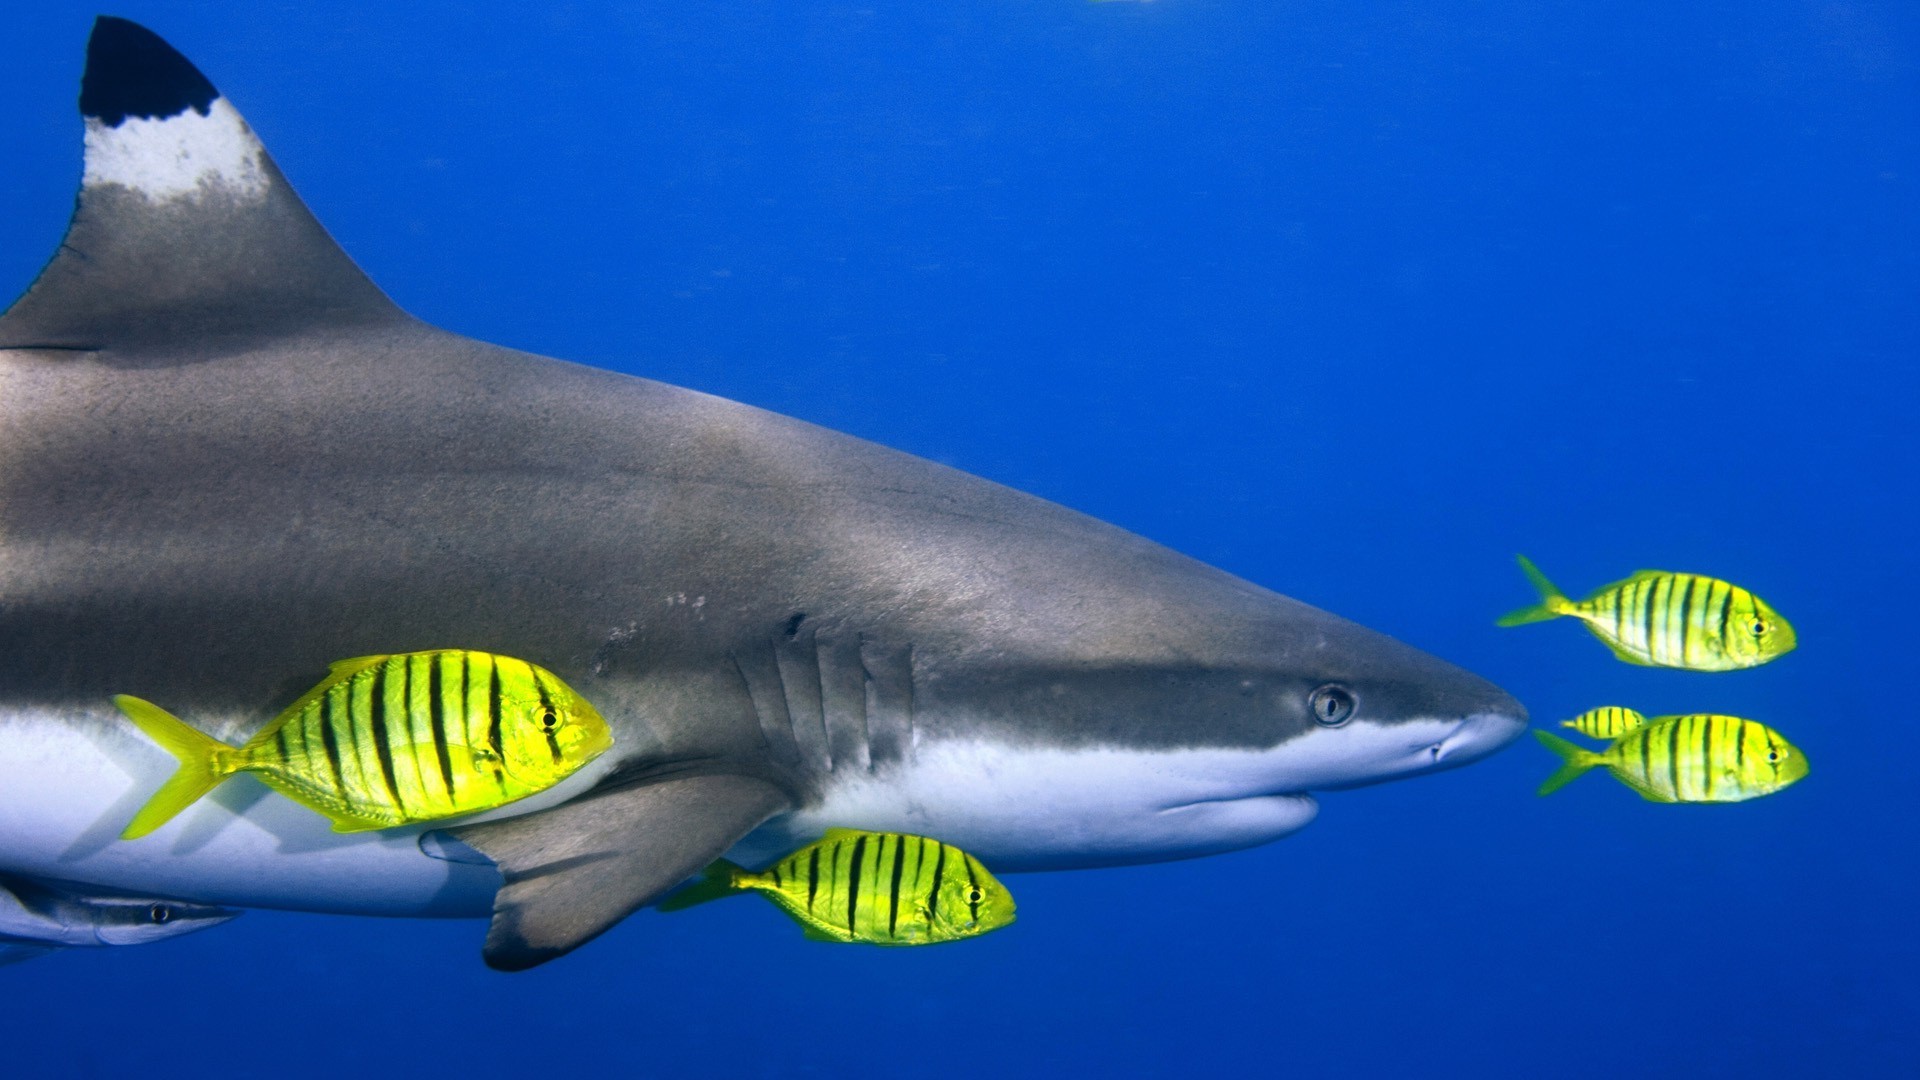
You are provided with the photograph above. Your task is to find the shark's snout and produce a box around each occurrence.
[1430,696,1529,767]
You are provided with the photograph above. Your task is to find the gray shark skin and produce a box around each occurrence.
[0,18,1526,970]
[0,873,240,965]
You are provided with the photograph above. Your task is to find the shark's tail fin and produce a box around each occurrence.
[0,17,404,356]
[655,861,748,913]
[1534,730,1603,796]
[1496,555,1573,627]
[115,695,235,840]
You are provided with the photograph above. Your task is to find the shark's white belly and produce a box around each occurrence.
[0,706,1455,914]
[734,719,1457,871]
[0,706,577,917]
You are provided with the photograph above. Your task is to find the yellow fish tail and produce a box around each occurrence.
[1496,554,1573,627]
[1533,729,1602,796]
[116,695,235,840]
[655,860,748,913]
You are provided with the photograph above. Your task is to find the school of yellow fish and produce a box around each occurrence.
[1498,556,1808,805]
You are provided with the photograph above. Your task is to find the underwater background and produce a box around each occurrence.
[0,2,1913,1076]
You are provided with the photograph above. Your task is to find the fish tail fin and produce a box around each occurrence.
[115,695,233,840]
[655,860,747,913]
[1534,729,1602,796]
[1496,554,1573,627]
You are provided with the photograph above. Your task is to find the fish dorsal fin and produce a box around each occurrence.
[259,655,390,738]
[0,18,406,356]
[819,826,869,842]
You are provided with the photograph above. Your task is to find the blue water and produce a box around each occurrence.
[1,3,1914,1076]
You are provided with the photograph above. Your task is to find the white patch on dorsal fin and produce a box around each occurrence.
[82,98,269,204]
[0,18,405,356]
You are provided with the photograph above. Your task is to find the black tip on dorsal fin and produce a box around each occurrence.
[81,17,218,127]
[0,18,408,358]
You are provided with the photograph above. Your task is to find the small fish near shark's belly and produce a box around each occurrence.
[0,706,544,918]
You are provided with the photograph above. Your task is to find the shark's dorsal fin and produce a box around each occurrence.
[0,17,406,355]
[442,774,791,971]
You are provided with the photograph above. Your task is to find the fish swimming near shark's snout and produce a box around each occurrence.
[0,17,1526,971]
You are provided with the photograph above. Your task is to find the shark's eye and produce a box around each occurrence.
[148,904,171,924]
[1309,685,1355,727]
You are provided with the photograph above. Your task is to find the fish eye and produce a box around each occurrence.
[538,707,559,731]
[1309,685,1355,727]
[1766,750,1781,763]
[1751,620,1767,637]
[148,904,171,924]
[965,887,984,904]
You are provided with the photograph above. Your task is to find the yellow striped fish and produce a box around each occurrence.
[1496,556,1795,670]
[659,829,1016,945]
[1534,714,1808,803]
[116,651,612,839]
[1560,705,1646,741]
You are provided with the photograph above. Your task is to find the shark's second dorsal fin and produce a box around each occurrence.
[0,17,406,356]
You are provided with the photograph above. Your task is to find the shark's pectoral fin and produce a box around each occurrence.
[441,774,790,971]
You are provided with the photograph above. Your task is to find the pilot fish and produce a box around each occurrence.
[1496,556,1795,671]
[1534,715,1808,803]
[117,651,613,838]
[1560,705,1646,741]
[659,829,1017,945]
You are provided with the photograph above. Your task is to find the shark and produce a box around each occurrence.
[0,873,240,966]
[0,17,1527,970]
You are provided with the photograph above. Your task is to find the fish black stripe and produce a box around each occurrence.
[888,834,906,938]
[829,842,845,926]
[848,836,867,938]
[427,655,453,799]
[965,856,981,923]
[1675,576,1696,662]
[273,726,289,760]
[369,660,401,811]
[1700,716,1716,800]
[492,666,514,790]
[398,659,413,804]
[1713,585,1733,648]
[1667,716,1683,800]
[1638,725,1653,790]
[535,673,563,766]
[284,700,310,766]
[461,651,473,741]
[807,847,821,911]
[486,659,504,761]
[1641,577,1663,660]
[912,837,931,935]
[927,843,946,924]
[318,688,348,802]
[771,864,782,888]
